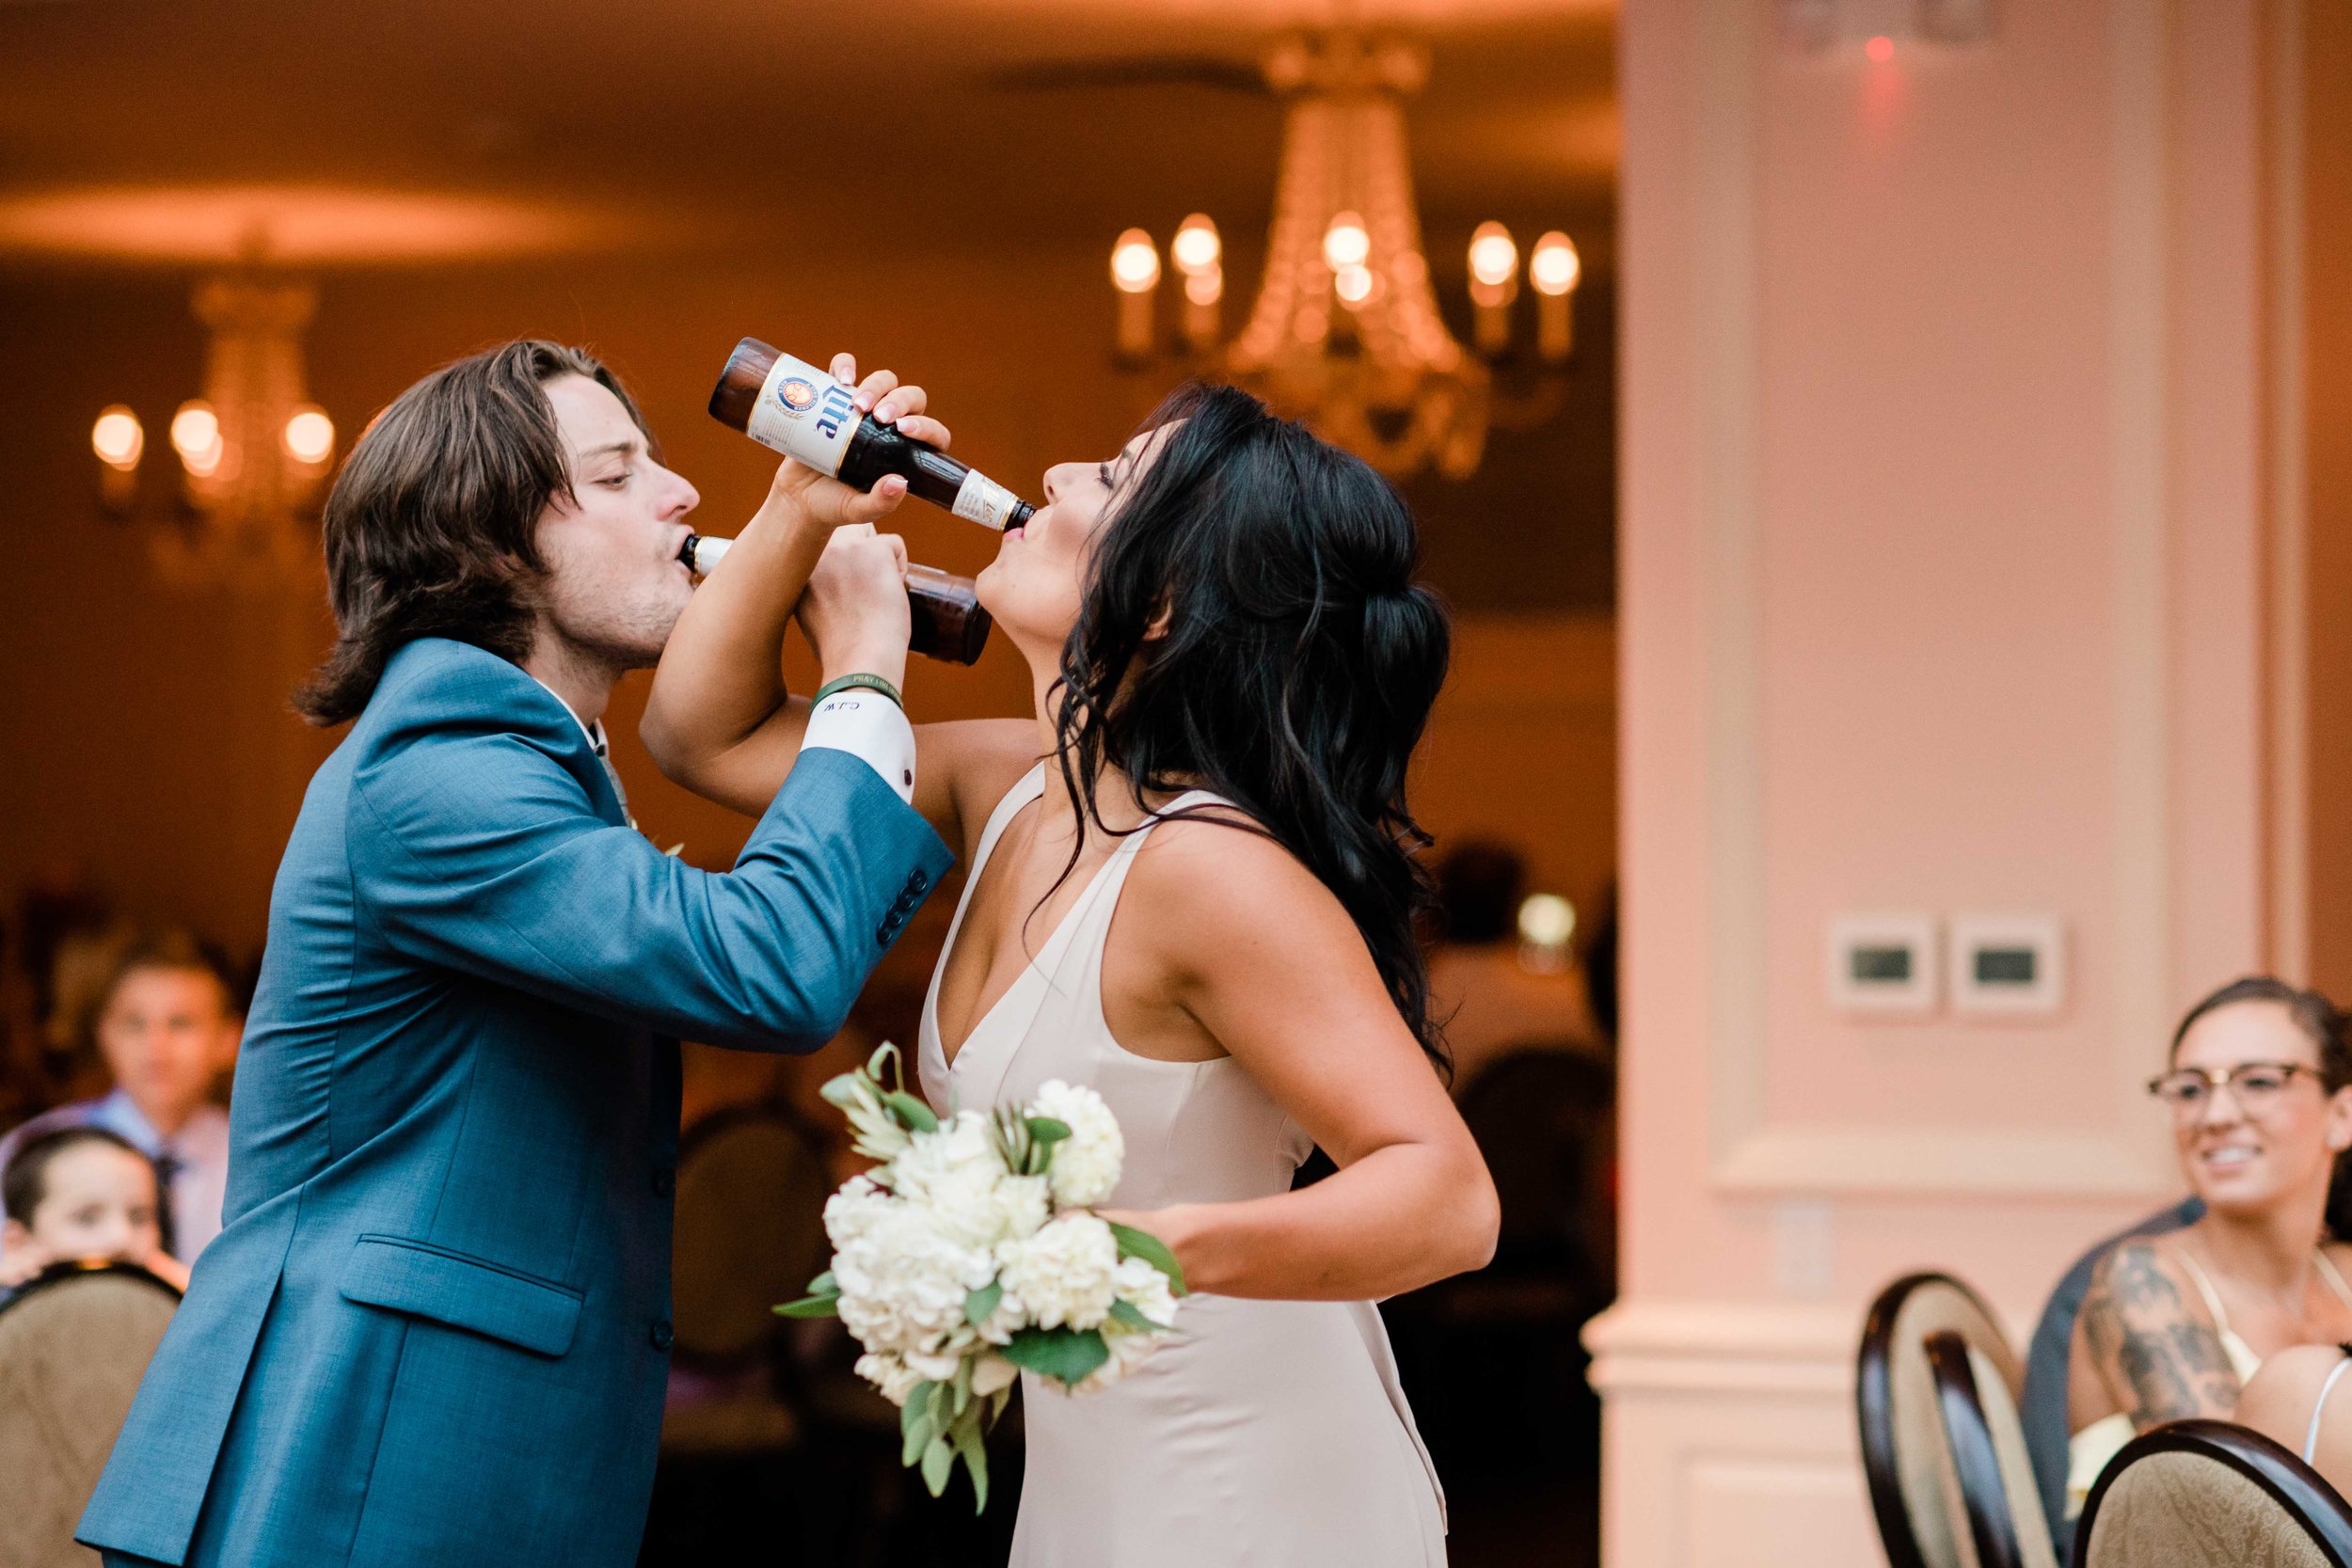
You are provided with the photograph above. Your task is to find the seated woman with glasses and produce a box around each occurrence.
[2065,976,2352,1517]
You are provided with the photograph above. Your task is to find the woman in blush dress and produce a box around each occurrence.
[644,358,1499,1567]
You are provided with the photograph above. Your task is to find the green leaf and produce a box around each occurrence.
[953,1355,974,1417]
[1107,1221,1188,1296]
[1000,1326,1111,1390]
[901,1410,933,1467]
[882,1091,939,1132]
[953,1404,991,1513]
[900,1383,936,1439]
[773,1290,840,1319]
[921,1433,954,1497]
[1026,1117,1072,1146]
[989,1384,1013,1424]
[867,1041,897,1078]
[965,1280,1004,1327]
[805,1270,836,1296]
[1107,1299,1167,1332]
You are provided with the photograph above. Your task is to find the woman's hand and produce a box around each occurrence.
[800,523,913,692]
[767,355,954,531]
[144,1248,191,1292]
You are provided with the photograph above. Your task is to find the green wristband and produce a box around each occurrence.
[812,672,903,711]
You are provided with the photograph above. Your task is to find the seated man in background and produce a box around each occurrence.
[2063,977,2352,1516]
[0,932,241,1268]
[0,1124,188,1293]
[1424,840,1598,1092]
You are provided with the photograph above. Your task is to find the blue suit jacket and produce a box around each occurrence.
[78,638,953,1568]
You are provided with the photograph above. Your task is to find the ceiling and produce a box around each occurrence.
[0,0,1617,266]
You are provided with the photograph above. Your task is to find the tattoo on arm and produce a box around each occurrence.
[2080,1243,2240,1429]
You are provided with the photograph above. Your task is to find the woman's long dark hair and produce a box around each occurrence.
[1050,383,1453,1072]
[294,340,649,725]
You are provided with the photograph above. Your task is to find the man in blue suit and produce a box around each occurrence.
[78,341,957,1567]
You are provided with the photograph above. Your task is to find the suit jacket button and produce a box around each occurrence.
[905,870,929,895]
[651,1319,675,1352]
[652,1168,675,1198]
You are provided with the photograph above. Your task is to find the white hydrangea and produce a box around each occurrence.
[831,1196,994,1357]
[854,1350,924,1406]
[1028,1079,1124,1207]
[1111,1255,1180,1329]
[995,1212,1121,1331]
[890,1110,1051,1250]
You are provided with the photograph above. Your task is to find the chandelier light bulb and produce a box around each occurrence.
[1184,265,1223,308]
[92,405,144,470]
[1333,264,1375,306]
[284,405,335,465]
[1322,212,1371,272]
[171,401,223,477]
[1110,230,1162,293]
[1469,222,1518,288]
[1171,214,1221,277]
[1530,231,1581,296]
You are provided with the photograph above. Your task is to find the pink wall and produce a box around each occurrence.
[1616,0,2285,1345]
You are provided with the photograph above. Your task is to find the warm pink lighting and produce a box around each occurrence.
[1865,35,1895,63]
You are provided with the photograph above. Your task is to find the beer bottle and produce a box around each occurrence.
[709,339,1036,531]
[680,533,993,667]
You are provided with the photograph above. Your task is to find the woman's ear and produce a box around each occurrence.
[1142,596,1174,643]
[2326,1086,2352,1153]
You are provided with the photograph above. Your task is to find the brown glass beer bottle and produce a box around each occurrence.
[679,533,993,668]
[709,339,1037,531]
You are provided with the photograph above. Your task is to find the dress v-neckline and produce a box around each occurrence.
[933,799,1127,1071]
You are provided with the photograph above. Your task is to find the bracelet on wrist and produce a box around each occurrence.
[812,672,904,711]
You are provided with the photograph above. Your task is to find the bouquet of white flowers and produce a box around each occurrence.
[777,1044,1184,1510]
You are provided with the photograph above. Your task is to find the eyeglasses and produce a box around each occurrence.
[2146,1062,2325,1117]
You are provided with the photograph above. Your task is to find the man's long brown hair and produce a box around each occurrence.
[294,340,650,726]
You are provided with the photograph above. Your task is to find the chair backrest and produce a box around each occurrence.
[2078,1419,2352,1568]
[670,1104,831,1370]
[0,1262,180,1568]
[1860,1272,2030,1568]
[2018,1196,2205,1555]
[1926,1330,2063,1568]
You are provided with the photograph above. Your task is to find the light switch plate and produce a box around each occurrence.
[1949,914,2066,1017]
[1826,912,1940,1015]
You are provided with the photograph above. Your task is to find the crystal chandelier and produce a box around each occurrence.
[1108,32,1580,481]
[90,270,335,586]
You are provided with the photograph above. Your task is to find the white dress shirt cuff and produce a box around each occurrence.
[801,691,916,804]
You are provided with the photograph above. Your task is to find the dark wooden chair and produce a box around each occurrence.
[2075,1419,2352,1568]
[1860,1271,2057,1568]
[0,1260,181,1568]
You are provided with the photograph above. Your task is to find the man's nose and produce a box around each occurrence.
[660,467,700,517]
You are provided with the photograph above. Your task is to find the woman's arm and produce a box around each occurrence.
[1104,821,1501,1301]
[2077,1240,2242,1428]
[642,361,933,810]
[642,366,1035,855]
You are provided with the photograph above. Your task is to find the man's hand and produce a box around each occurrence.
[767,354,954,531]
[799,524,912,693]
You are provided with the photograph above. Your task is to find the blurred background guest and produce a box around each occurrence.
[1425,839,1602,1093]
[2062,978,2352,1520]
[0,1122,188,1292]
[0,930,242,1269]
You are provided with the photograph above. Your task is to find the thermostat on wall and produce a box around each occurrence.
[1949,915,2066,1017]
[1826,913,1939,1015]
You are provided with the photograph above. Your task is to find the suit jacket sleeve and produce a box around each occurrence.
[348,707,955,1053]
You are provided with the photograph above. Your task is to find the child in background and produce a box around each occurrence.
[0,1124,189,1294]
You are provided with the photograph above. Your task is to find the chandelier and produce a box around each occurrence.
[1107,32,1580,481]
[89,269,335,586]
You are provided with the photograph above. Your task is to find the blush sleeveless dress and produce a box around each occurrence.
[917,766,1449,1567]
